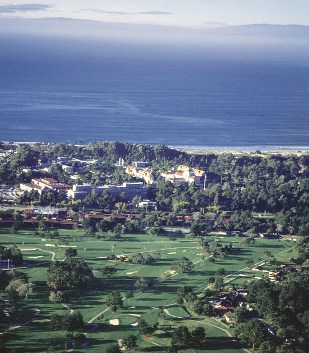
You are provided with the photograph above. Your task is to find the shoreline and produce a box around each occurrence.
[170,145,309,154]
[2,141,308,154]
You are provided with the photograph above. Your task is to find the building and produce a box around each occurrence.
[161,165,205,186]
[20,178,71,195]
[20,183,46,195]
[138,200,157,211]
[115,158,125,170]
[68,182,148,201]
[126,162,155,185]
[134,161,149,168]
[67,184,93,200]
[31,178,71,192]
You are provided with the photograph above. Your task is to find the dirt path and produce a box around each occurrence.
[37,248,56,261]
[163,308,251,352]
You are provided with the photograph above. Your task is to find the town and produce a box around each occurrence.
[0,141,308,353]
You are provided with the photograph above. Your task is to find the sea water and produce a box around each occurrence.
[0,57,308,149]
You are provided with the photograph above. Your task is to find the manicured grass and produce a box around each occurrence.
[1,227,296,353]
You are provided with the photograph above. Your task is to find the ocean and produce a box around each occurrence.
[1,56,309,150]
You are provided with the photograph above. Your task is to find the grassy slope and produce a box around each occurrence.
[0,228,296,353]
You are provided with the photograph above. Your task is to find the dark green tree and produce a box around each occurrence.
[106,291,123,312]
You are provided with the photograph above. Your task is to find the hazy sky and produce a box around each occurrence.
[0,0,308,27]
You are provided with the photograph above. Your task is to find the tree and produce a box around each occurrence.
[11,220,22,234]
[15,282,33,299]
[106,291,123,312]
[173,257,194,273]
[177,285,193,304]
[245,259,255,269]
[171,326,191,348]
[65,311,84,332]
[50,313,64,330]
[65,248,78,258]
[5,278,33,301]
[235,320,267,349]
[0,244,23,266]
[51,311,84,332]
[134,277,148,292]
[122,334,137,350]
[105,344,122,353]
[49,290,68,303]
[47,257,93,291]
[234,306,246,323]
[138,319,158,336]
[258,341,276,353]
[100,266,117,278]
[191,327,206,345]
[167,346,178,353]
[214,276,224,291]
[216,267,226,276]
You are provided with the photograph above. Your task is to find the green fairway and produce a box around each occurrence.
[1,227,296,353]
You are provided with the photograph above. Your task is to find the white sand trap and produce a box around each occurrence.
[28,256,44,259]
[196,253,204,256]
[128,306,136,309]
[109,319,119,325]
[21,248,37,251]
[164,270,177,275]
[117,339,126,351]
[182,250,187,252]
[45,244,55,247]
[167,252,176,255]
[58,245,77,248]
[126,271,138,275]
[127,314,141,317]
[151,307,159,310]
[131,322,139,327]
[97,256,107,259]
[41,239,46,241]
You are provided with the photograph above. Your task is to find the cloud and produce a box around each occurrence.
[138,11,172,16]
[204,21,229,26]
[83,9,172,16]
[0,4,51,13]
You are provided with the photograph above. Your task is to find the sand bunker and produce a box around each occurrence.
[167,252,176,255]
[196,253,204,256]
[182,250,187,252]
[28,256,44,259]
[128,306,136,309]
[109,319,119,325]
[97,256,107,259]
[58,245,77,248]
[126,271,138,275]
[21,248,37,251]
[131,322,139,327]
[127,314,141,317]
[45,244,55,247]
[164,270,177,275]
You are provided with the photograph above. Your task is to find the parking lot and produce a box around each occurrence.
[0,185,22,203]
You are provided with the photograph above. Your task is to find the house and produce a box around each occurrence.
[161,165,205,186]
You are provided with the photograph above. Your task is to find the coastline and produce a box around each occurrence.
[2,141,308,154]
[170,145,309,154]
